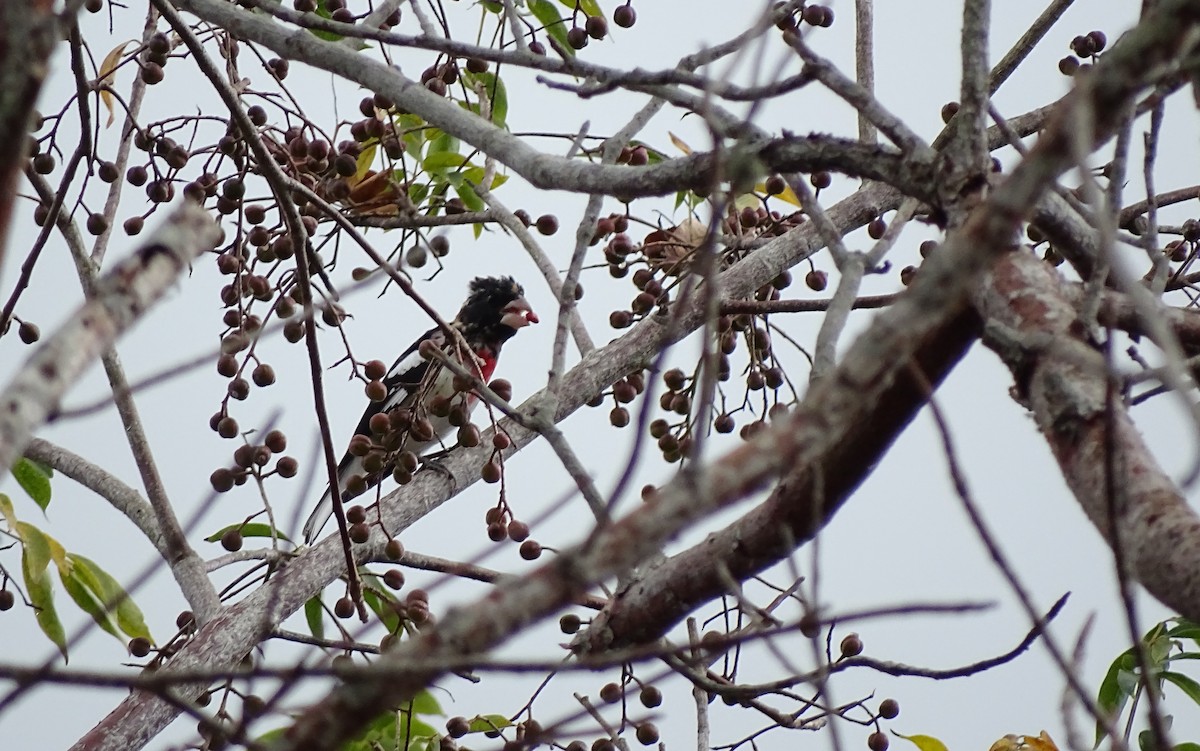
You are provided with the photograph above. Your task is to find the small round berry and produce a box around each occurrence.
[598,682,621,703]
[609,406,630,428]
[585,15,607,39]
[252,363,276,387]
[217,417,240,439]
[868,732,889,751]
[663,368,687,391]
[802,5,825,24]
[383,569,405,590]
[535,214,559,235]
[840,632,864,657]
[810,171,832,189]
[878,698,900,719]
[805,270,828,291]
[507,520,530,542]
[567,26,589,49]
[518,539,542,560]
[17,321,40,344]
[334,597,355,619]
[210,468,235,493]
[635,724,659,746]
[128,636,153,658]
[220,528,243,552]
[446,717,470,739]
[86,213,109,236]
[276,456,298,477]
[639,686,663,708]
[560,613,582,634]
[98,161,119,183]
[0,589,15,611]
[868,217,887,240]
[385,538,405,560]
[613,5,636,28]
[348,522,371,544]
[489,378,513,401]
[481,460,502,483]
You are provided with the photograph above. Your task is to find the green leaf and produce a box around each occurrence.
[1162,670,1200,705]
[361,577,400,633]
[1167,619,1200,649]
[304,596,325,641]
[410,688,444,717]
[426,129,460,161]
[556,0,602,18]
[204,523,291,544]
[61,554,151,641]
[19,523,67,660]
[1096,649,1137,747]
[453,180,486,213]
[480,0,502,11]
[462,71,508,127]
[397,113,429,155]
[462,165,507,190]
[12,458,51,511]
[254,727,287,744]
[409,182,430,205]
[528,0,572,56]
[1174,744,1200,751]
[422,151,471,174]
[310,1,345,42]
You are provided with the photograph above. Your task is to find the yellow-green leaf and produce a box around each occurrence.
[895,733,950,751]
[203,523,291,543]
[96,41,134,128]
[754,181,802,208]
[467,714,512,734]
[668,131,693,155]
[19,523,67,660]
[0,492,18,528]
[352,142,378,186]
[61,553,151,641]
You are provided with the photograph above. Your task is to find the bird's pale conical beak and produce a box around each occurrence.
[501,297,539,329]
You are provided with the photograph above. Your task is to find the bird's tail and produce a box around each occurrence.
[302,487,334,544]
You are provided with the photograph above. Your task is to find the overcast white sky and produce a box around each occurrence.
[4,1,1200,750]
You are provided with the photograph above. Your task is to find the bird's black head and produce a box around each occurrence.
[457,276,539,346]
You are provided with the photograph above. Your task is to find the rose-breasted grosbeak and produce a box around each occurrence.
[302,276,538,543]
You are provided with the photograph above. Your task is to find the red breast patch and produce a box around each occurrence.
[475,350,498,381]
